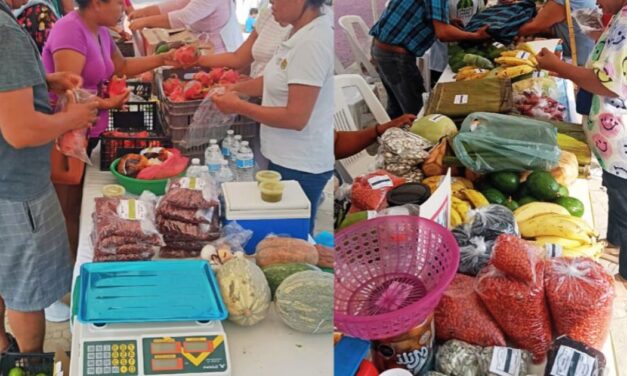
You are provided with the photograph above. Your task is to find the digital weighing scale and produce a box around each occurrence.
[70,260,231,376]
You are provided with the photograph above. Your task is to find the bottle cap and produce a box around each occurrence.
[227,130,234,134]
[210,139,217,144]
[191,158,200,165]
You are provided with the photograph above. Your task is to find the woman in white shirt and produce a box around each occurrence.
[212,0,333,232]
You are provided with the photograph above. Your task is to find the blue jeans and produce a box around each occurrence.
[371,43,426,119]
[268,162,333,234]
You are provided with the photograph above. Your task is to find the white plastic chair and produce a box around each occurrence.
[418,49,432,94]
[334,74,391,183]
[338,15,380,82]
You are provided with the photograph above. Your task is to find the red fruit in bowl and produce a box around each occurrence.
[174,45,198,66]
[168,86,186,102]
[183,80,203,100]
[219,69,240,84]
[208,68,225,84]
[108,75,127,97]
[193,71,213,87]
[163,74,184,96]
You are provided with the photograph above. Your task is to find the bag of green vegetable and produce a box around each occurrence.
[451,112,561,173]
[435,340,483,376]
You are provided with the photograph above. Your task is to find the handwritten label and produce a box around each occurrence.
[490,347,523,376]
[368,176,394,189]
[550,346,597,376]
[454,94,469,105]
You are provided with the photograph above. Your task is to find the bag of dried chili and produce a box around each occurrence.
[476,262,552,363]
[435,274,506,347]
[491,234,542,284]
[545,257,615,350]
[350,170,406,211]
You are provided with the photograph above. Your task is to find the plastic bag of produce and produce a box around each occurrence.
[451,112,561,173]
[436,340,483,376]
[453,229,494,276]
[478,346,532,376]
[55,89,95,165]
[491,234,542,283]
[573,8,604,34]
[512,77,570,122]
[476,263,552,363]
[165,176,220,209]
[351,170,406,211]
[544,257,615,349]
[181,86,237,148]
[435,274,506,347]
[467,204,518,241]
[544,336,606,376]
[377,128,432,179]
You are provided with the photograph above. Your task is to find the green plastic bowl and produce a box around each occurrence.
[110,158,170,196]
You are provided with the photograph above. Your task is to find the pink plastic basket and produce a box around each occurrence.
[334,216,460,340]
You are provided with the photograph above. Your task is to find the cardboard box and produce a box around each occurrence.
[139,28,214,56]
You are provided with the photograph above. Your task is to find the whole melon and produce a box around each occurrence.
[217,254,271,326]
[410,114,458,144]
[262,263,318,298]
[275,271,333,334]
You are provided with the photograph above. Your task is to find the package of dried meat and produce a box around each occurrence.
[157,215,220,242]
[476,263,552,363]
[435,274,506,347]
[435,340,483,375]
[160,247,202,259]
[157,201,218,224]
[478,346,532,376]
[165,176,219,209]
[55,89,95,165]
[351,170,406,211]
[545,257,615,349]
[544,336,606,376]
[491,234,542,284]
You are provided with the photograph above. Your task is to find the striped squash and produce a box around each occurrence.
[275,271,333,334]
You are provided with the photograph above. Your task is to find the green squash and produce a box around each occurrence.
[262,263,318,298]
[275,271,333,334]
[216,254,271,326]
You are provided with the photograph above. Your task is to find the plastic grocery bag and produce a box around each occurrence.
[182,87,237,148]
[376,128,432,179]
[545,257,615,349]
[350,170,406,211]
[451,112,561,173]
[165,176,220,209]
[513,77,570,122]
[573,8,604,34]
[55,89,95,165]
[435,274,506,347]
[491,234,542,283]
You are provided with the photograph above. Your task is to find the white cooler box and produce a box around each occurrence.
[222,181,311,254]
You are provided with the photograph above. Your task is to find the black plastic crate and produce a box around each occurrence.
[117,40,135,57]
[127,81,153,101]
[101,101,171,171]
[0,352,54,376]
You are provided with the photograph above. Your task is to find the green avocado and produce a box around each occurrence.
[481,187,507,205]
[557,184,569,197]
[504,199,520,211]
[518,196,537,206]
[155,42,170,54]
[554,196,585,217]
[489,171,520,194]
[527,171,561,201]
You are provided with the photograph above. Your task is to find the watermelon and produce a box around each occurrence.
[275,271,333,334]
[262,263,318,298]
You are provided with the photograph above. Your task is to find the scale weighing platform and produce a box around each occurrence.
[70,260,231,376]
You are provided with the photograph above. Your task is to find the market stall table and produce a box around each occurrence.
[70,158,333,376]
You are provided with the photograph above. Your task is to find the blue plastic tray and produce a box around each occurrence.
[77,260,227,324]
[334,336,371,376]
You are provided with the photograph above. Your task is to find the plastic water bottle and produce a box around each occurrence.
[229,135,242,163]
[216,159,235,184]
[222,130,234,158]
[186,158,202,177]
[235,141,255,182]
[205,144,224,177]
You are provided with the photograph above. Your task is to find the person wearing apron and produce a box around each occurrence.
[0,0,98,353]
[211,0,334,233]
[128,0,243,53]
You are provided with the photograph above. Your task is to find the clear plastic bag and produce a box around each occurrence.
[435,274,506,347]
[165,176,220,209]
[573,8,604,34]
[491,234,541,284]
[377,128,432,178]
[513,77,570,122]
[476,263,552,363]
[451,112,561,173]
[467,205,518,241]
[182,87,237,148]
[545,257,615,349]
[453,228,495,276]
[350,170,406,211]
[55,89,95,165]
[436,340,483,376]
[478,346,532,376]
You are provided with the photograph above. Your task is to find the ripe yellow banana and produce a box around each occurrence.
[450,207,463,228]
[495,56,536,68]
[518,213,592,244]
[458,189,490,209]
[555,215,599,238]
[454,177,474,189]
[499,50,538,65]
[495,64,534,79]
[516,43,537,57]
[513,202,571,223]
[451,181,468,193]
[562,242,604,260]
[534,236,586,249]
[451,197,471,223]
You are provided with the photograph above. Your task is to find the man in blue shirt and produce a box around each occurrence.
[245,7,258,33]
[370,0,491,118]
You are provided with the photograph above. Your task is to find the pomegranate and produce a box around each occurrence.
[163,74,184,96]
[193,71,213,87]
[174,45,198,66]
[183,80,203,100]
[108,75,127,97]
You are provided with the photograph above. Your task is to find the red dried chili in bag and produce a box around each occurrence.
[476,263,552,363]
[491,234,542,283]
[351,170,405,211]
[545,257,615,349]
[435,274,506,347]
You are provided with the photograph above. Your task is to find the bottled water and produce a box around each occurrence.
[187,158,210,178]
[229,135,242,163]
[216,159,235,184]
[222,130,234,158]
[235,141,255,182]
[204,144,224,177]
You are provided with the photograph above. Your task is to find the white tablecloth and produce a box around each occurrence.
[70,163,332,376]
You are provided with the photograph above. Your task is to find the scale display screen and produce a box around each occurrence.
[152,358,182,371]
[151,342,178,354]
[144,336,228,375]
[184,342,210,352]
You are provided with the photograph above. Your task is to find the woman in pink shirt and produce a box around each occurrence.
[128,0,243,53]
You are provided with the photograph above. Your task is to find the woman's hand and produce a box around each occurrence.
[64,90,99,130]
[536,48,564,75]
[211,91,243,115]
[128,18,148,32]
[98,90,131,110]
[160,50,181,67]
[46,72,83,95]
[378,114,417,134]
[128,8,150,20]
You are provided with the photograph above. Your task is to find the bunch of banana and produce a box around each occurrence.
[513,202,570,223]
[421,175,473,194]
[557,133,592,166]
[495,64,535,79]
[455,66,490,81]
[497,50,538,66]
[452,196,471,223]
[454,189,490,209]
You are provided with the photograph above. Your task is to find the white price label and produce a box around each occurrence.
[516,51,531,60]
[454,94,469,105]
[429,114,444,123]
[367,175,394,189]
[117,199,147,221]
[490,347,522,376]
[179,177,205,190]
[550,346,597,376]
[545,243,563,258]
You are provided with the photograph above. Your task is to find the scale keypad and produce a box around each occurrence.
[84,341,138,375]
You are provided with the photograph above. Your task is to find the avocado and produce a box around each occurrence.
[554,196,585,217]
[527,171,561,201]
[504,199,520,211]
[489,171,520,194]
[155,42,170,55]
[518,196,537,206]
[557,184,569,197]
[481,187,507,205]
[339,211,372,230]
